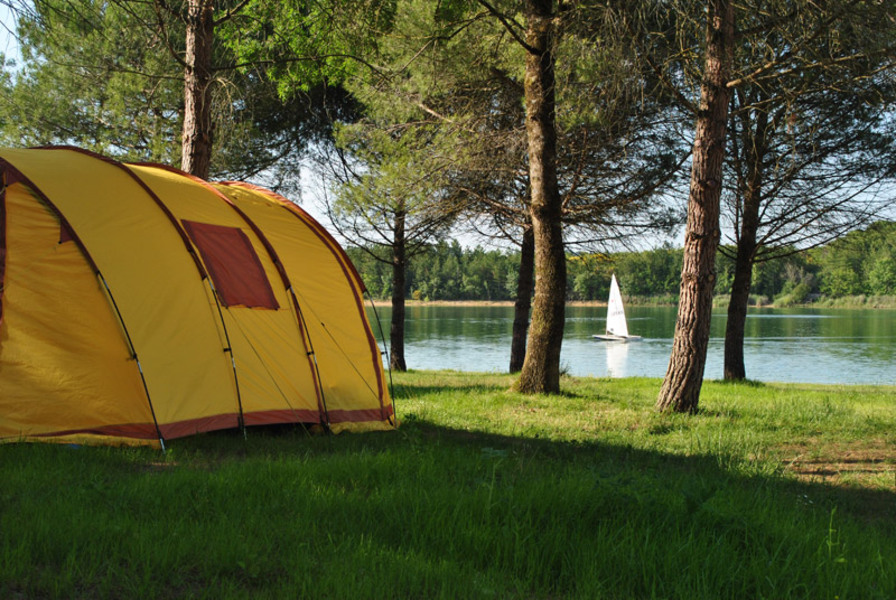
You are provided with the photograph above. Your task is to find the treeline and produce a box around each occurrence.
[347,221,896,304]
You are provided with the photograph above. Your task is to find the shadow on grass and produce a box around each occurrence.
[424,420,895,524]
[2,417,894,599]
[178,416,895,529]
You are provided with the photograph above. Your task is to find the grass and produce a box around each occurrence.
[2,372,895,599]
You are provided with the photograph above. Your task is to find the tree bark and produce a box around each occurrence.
[517,0,566,394]
[390,208,408,372]
[724,234,755,381]
[181,0,215,178]
[656,0,734,413]
[723,233,756,380]
[509,224,535,373]
[723,104,768,380]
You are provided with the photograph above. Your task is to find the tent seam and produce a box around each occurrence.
[219,181,390,421]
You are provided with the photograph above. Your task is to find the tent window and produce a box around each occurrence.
[182,220,279,309]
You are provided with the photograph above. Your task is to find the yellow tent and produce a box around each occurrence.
[0,147,394,447]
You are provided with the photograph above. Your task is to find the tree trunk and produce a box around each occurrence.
[509,224,535,373]
[656,0,734,413]
[390,209,408,372]
[517,0,566,395]
[723,236,756,380]
[181,0,215,178]
[723,103,767,380]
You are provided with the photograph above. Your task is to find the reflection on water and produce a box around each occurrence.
[367,305,896,385]
[604,342,630,378]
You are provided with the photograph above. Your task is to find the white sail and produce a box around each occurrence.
[593,274,641,342]
[605,274,629,337]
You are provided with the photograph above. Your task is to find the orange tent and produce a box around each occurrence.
[0,147,394,447]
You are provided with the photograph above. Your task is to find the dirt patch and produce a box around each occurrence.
[780,439,895,488]
[778,440,896,524]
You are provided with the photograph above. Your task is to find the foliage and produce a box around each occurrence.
[0,0,355,188]
[348,240,518,301]
[0,0,182,164]
[223,0,396,100]
[348,220,896,303]
[811,221,896,297]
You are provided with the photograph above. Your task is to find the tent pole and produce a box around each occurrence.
[204,280,247,438]
[290,294,331,431]
[365,292,395,425]
[97,272,167,451]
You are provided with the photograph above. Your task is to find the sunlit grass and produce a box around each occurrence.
[2,371,894,599]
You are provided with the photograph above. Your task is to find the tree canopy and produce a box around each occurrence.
[0,0,359,188]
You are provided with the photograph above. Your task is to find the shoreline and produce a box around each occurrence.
[366,296,896,310]
[367,299,608,308]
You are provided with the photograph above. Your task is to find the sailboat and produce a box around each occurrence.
[592,274,642,342]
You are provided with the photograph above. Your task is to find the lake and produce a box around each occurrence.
[366,305,896,385]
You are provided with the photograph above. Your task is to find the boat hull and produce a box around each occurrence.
[592,334,642,342]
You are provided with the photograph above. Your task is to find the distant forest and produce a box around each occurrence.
[347,221,896,304]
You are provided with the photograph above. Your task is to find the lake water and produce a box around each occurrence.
[366,305,896,385]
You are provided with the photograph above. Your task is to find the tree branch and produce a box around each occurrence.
[213,0,251,27]
[475,0,537,54]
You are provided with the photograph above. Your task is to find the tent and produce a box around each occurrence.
[0,147,394,447]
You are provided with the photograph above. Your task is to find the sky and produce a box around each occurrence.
[0,4,20,65]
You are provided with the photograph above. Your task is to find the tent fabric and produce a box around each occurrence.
[0,147,394,446]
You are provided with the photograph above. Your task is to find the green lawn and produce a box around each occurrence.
[2,371,894,599]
